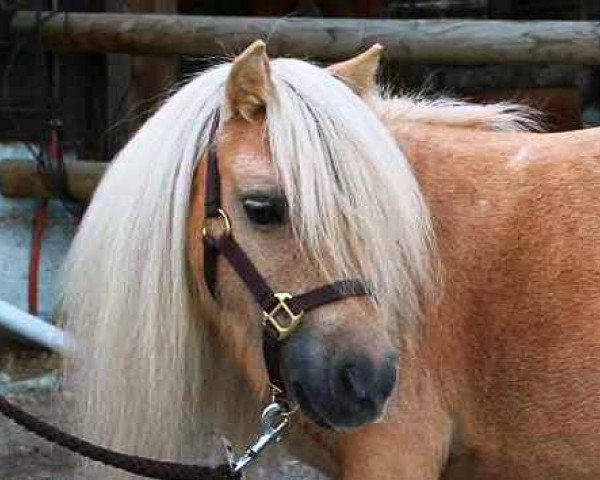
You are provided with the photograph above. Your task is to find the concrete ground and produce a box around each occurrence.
[0,349,73,480]
[0,390,75,480]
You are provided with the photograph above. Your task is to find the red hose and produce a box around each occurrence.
[27,127,60,316]
[27,199,49,316]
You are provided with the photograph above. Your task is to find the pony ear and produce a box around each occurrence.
[226,40,271,121]
[327,44,383,96]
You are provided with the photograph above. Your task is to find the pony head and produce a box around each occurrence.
[61,41,435,471]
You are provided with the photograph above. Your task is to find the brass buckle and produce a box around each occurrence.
[202,208,232,238]
[262,293,303,341]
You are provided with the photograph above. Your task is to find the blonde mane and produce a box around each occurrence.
[61,59,436,478]
[370,90,541,132]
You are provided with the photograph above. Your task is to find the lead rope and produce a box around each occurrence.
[0,394,238,479]
[0,369,298,479]
[0,383,299,478]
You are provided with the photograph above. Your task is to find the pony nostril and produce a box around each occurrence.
[332,353,397,411]
[340,364,369,401]
[334,357,376,407]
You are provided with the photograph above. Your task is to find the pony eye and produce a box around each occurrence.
[242,197,285,226]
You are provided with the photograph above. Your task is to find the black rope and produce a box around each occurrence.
[0,395,239,480]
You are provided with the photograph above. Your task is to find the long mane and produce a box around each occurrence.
[61,59,435,477]
[370,91,541,132]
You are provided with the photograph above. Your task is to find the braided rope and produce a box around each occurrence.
[0,395,238,480]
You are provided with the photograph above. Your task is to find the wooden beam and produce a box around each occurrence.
[9,11,600,64]
[0,159,105,201]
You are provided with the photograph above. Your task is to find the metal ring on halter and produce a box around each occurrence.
[202,208,232,239]
[270,383,299,416]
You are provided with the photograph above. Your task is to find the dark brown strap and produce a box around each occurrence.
[262,332,287,396]
[203,114,222,297]
[209,234,276,310]
[289,280,369,314]
[204,148,221,218]
[0,395,238,480]
[204,240,219,298]
[204,114,222,219]
[208,234,368,316]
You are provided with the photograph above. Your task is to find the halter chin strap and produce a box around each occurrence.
[201,117,368,399]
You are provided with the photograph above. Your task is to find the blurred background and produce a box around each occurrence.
[4,0,600,167]
[3,0,600,319]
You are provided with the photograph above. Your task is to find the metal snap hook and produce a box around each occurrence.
[222,401,294,475]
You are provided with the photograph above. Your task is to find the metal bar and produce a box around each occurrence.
[0,299,77,355]
[8,11,600,64]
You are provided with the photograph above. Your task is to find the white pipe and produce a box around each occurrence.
[0,299,77,355]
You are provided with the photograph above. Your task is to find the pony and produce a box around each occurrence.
[60,40,600,480]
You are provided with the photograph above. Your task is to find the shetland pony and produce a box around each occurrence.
[61,41,600,480]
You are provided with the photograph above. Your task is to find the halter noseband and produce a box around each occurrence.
[201,117,369,400]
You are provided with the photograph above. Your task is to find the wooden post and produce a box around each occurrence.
[127,0,178,131]
[82,0,108,161]
[104,0,131,158]
[9,12,600,64]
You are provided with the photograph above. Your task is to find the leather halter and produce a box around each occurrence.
[201,116,368,399]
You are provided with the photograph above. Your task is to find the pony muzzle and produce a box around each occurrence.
[281,327,397,429]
